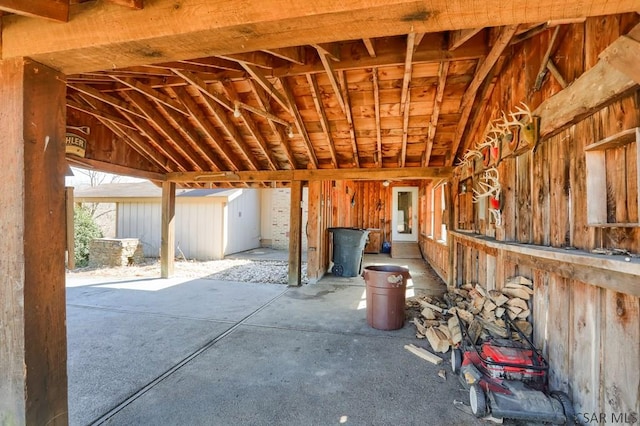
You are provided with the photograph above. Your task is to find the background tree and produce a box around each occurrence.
[74,205,103,267]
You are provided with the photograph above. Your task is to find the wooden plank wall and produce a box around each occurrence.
[435,14,640,418]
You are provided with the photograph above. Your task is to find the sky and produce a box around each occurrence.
[65,167,146,188]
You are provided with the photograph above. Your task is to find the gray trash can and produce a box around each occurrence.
[328,227,369,277]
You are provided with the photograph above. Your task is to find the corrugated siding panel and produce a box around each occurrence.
[117,202,161,257]
[225,189,261,255]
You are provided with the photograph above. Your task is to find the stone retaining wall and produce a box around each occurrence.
[89,238,144,267]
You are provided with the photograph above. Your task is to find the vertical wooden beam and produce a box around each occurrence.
[66,186,76,270]
[288,180,303,286]
[0,57,68,425]
[372,68,382,167]
[445,182,455,287]
[307,180,322,283]
[161,181,176,278]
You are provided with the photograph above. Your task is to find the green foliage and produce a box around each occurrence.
[74,206,103,267]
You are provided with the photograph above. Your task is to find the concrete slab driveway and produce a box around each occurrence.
[66,273,484,425]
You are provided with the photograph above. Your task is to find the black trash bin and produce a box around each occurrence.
[328,227,369,277]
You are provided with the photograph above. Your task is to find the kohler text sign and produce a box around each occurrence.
[65,133,87,157]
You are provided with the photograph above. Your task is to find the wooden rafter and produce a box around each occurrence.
[197,90,261,171]
[240,63,291,113]
[372,68,382,167]
[423,61,450,167]
[338,71,359,168]
[450,25,518,165]
[280,78,318,169]
[400,88,410,168]
[167,166,453,183]
[68,83,147,119]
[124,90,208,170]
[547,60,568,88]
[110,76,189,116]
[533,25,562,91]
[448,28,483,50]
[171,69,234,112]
[179,57,244,72]
[0,0,68,22]
[248,80,297,169]
[67,97,136,130]
[218,52,278,68]
[313,45,347,115]
[362,38,376,57]
[261,47,305,65]
[307,74,338,168]
[173,86,242,171]
[400,33,421,116]
[221,83,279,170]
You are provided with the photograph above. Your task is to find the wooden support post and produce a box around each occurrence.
[0,58,68,425]
[66,186,76,270]
[161,181,176,278]
[445,182,455,287]
[288,180,303,286]
[307,180,321,283]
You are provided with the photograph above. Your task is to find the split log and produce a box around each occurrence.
[456,309,474,324]
[507,306,523,320]
[419,300,444,313]
[404,344,443,365]
[477,317,509,338]
[475,284,488,298]
[468,319,483,344]
[517,309,531,320]
[502,287,532,300]
[421,307,436,320]
[506,276,533,287]
[483,299,497,312]
[413,318,428,336]
[514,320,533,336]
[495,307,506,319]
[426,326,451,353]
[504,282,534,294]
[448,315,462,345]
[488,290,509,306]
[506,297,529,311]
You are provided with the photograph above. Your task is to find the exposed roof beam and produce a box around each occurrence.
[307,74,338,168]
[362,38,376,57]
[448,28,483,50]
[68,83,147,120]
[0,0,68,22]
[400,89,410,168]
[400,33,423,115]
[6,0,638,74]
[197,90,262,171]
[311,43,341,61]
[372,68,382,167]
[460,25,518,109]
[168,166,454,183]
[533,25,562,91]
[240,63,291,113]
[218,52,278,68]
[423,61,450,167]
[248,80,297,169]
[124,90,208,170]
[67,97,136,130]
[111,76,189,116]
[261,47,306,65]
[339,71,360,168]
[67,157,166,182]
[450,25,518,165]
[174,86,243,171]
[179,57,245,72]
[221,83,279,170]
[171,69,235,111]
[313,45,347,115]
[280,77,318,169]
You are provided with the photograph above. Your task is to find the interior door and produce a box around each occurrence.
[391,186,418,242]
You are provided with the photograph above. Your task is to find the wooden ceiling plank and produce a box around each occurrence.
[372,68,382,167]
[362,38,376,57]
[307,74,338,168]
[281,77,318,169]
[167,166,453,183]
[261,47,306,65]
[124,90,208,170]
[198,90,262,171]
[400,33,417,116]
[338,70,360,168]
[423,61,450,167]
[171,69,235,112]
[0,0,68,22]
[314,46,347,115]
[459,25,518,109]
[248,80,297,169]
[174,86,243,171]
[111,76,190,116]
[221,82,279,170]
[448,28,483,50]
[66,97,136,130]
[68,83,147,120]
[104,0,143,10]
[240,63,291,114]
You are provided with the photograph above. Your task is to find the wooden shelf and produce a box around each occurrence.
[585,127,639,151]
[588,223,640,228]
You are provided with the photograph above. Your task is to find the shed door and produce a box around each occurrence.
[391,187,418,242]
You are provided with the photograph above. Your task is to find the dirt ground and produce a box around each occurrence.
[68,258,309,285]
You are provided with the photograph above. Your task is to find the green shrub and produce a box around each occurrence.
[74,206,103,267]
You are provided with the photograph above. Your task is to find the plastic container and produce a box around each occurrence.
[328,227,369,277]
[363,265,411,330]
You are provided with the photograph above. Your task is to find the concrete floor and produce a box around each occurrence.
[66,253,485,426]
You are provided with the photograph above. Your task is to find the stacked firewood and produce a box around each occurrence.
[406,276,534,354]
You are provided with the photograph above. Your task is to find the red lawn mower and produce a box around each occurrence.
[451,313,575,424]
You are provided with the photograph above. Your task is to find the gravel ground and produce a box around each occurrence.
[68,258,308,285]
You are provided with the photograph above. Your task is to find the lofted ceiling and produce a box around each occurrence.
[2,0,638,186]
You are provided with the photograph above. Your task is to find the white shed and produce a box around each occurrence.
[74,182,261,260]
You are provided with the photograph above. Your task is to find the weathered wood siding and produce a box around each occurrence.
[444,14,640,418]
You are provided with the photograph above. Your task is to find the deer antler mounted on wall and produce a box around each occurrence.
[472,167,503,227]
